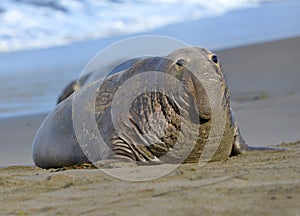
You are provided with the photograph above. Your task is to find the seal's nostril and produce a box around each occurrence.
[176,58,186,66]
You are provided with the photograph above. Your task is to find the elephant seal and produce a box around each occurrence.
[33,47,279,169]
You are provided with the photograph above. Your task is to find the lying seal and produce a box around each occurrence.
[33,47,279,169]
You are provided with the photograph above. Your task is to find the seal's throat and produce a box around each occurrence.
[101,91,212,163]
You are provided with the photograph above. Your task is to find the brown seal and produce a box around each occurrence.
[32,47,282,168]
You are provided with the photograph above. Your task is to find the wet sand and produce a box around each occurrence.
[217,37,300,146]
[0,114,46,166]
[0,36,300,215]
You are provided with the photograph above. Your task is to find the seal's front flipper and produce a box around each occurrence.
[230,126,286,156]
[57,79,81,104]
[229,109,286,156]
[231,126,287,156]
[57,73,92,104]
[230,126,247,156]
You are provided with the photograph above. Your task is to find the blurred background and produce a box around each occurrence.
[0,0,299,119]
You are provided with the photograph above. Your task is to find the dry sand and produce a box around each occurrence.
[0,142,299,215]
[0,37,300,215]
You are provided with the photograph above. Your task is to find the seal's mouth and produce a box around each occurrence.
[180,68,227,123]
[187,94,210,124]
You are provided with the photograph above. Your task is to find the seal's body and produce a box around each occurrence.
[32,47,273,169]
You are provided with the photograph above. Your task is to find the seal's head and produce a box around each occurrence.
[166,47,229,120]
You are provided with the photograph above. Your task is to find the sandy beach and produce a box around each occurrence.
[0,36,299,215]
[1,0,300,213]
[0,142,299,215]
[217,37,300,147]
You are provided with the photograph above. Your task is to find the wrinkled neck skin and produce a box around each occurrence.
[94,50,232,163]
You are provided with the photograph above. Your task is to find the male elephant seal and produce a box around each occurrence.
[33,47,278,169]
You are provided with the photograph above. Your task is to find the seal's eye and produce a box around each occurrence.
[176,58,186,66]
[211,55,219,64]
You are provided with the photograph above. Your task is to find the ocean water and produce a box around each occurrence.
[0,0,299,118]
[0,0,277,52]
